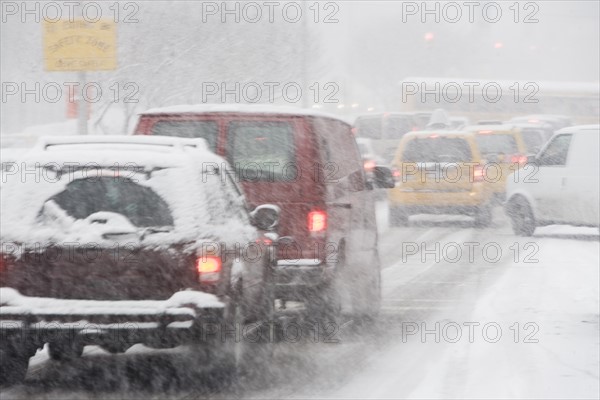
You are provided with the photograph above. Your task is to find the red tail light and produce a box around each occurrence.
[363,160,376,172]
[351,127,357,136]
[510,154,527,165]
[308,210,327,233]
[392,168,402,182]
[473,165,485,182]
[196,256,222,284]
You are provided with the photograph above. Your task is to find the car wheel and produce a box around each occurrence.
[507,198,536,236]
[304,280,342,325]
[0,343,30,387]
[236,276,276,384]
[389,206,409,227]
[48,341,84,361]
[350,250,381,324]
[474,204,492,228]
[305,244,344,324]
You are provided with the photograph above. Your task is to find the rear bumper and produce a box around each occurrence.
[0,288,225,348]
[273,259,334,300]
[388,186,491,207]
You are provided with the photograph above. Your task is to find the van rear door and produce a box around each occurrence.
[224,116,323,260]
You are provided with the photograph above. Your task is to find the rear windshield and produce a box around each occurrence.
[44,176,174,227]
[227,121,296,181]
[475,134,518,155]
[150,120,218,151]
[520,129,545,153]
[356,118,382,139]
[402,137,472,163]
[384,116,413,140]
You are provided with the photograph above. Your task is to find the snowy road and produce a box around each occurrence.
[4,203,599,399]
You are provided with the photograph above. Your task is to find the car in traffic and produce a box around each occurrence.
[356,137,386,173]
[135,104,395,321]
[464,124,528,203]
[511,123,550,154]
[353,112,421,163]
[505,125,600,236]
[0,135,279,386]
[388,130,494,227]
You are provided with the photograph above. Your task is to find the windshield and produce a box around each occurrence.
[227,120,296,181]
[520,129,545,153]
[44,176,174,227]
[402,137,472,163]
[475,134,518,155]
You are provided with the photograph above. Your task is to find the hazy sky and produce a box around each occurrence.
[1,1,598,133]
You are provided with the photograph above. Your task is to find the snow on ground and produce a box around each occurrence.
[332,223,599,399]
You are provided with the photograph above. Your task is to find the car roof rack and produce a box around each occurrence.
[35,135,209,152]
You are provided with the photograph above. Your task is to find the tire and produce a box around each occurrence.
[304,244,344,324]
[0,344,30,387]
[507,197,536,236]
[48,341,84,361]
[350,250,382,323]
[304,280,342,325]
[389,206,409,227]
[474,204,492,228]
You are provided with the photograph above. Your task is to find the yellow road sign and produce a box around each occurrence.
[43,19,117,71]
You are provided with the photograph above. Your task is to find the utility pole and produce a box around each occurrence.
[77,71,88,135]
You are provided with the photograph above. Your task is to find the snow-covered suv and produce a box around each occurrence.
[0,136,279,386]
[505,125,600,236]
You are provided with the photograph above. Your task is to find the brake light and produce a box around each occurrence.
[196,256,222,283]
[473,165,485,182]
[351,127,357,136]
[363,160,376,172]
[429,134,439,138]
[308,210,327,233]
[510,154,527,165]
[478,130,493,134]
[392,167,402,182]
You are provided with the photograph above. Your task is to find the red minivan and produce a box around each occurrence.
[135,104,394,320]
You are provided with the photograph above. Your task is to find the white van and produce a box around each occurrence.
[505,125,600,236]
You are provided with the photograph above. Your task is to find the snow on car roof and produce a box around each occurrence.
[1,135,254,251]
[140,103,351,124]
[464,124,518,133]
[556,124,600,134]
[404,130,472,138]
[13,135,221,168]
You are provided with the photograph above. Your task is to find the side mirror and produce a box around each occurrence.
[373,166,395,189]
[250,204,280,231]
[526,155,538,165]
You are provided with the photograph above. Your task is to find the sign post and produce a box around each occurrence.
[43,19,117,134]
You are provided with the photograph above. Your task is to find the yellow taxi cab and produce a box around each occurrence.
[464,124,528,204]
[388,130,494,227]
